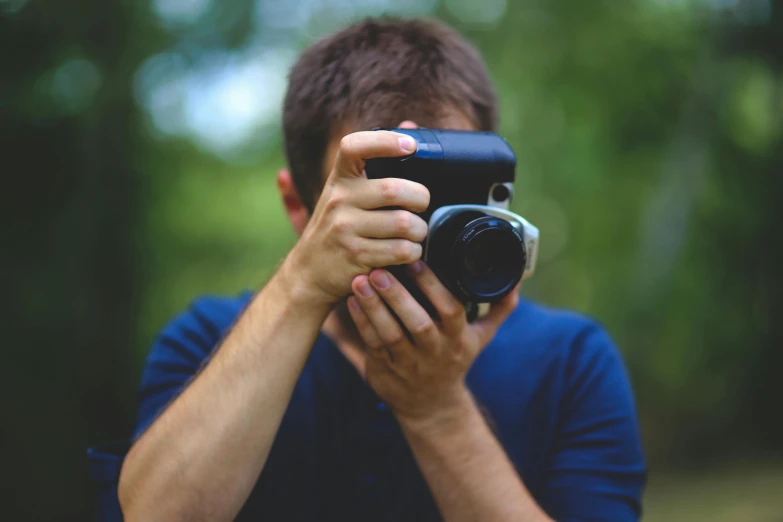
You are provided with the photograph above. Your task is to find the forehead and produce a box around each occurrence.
[320,111,478,180]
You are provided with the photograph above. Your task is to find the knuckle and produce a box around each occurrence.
[324,187,347,212]
[393,241,418,263]
[344,238,364,260]
[455,339,472,354]
[411,320,436,337]
[380,179,401,202]
[384,332,405,346]
[441,304,464,322]
[365,337,384,352]
[339,135,356,156]
[330,216,351,235]
[394,211,412,234]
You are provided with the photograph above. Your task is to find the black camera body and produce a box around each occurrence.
[365,128,539,320]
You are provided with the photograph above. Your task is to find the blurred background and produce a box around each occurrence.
[2,0,782,520]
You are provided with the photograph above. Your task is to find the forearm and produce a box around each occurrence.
[399,388,553,522]
[118,260,332,522]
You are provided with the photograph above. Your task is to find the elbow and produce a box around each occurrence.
[118,446,156,522]
[117,448,191,522]
[117,454,138,521]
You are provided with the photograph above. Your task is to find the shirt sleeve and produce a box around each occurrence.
[133,297,228,440]
[539,324,647,521]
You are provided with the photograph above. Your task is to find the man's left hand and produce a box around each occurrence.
[347,261,518,430]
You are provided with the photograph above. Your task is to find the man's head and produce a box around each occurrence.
[278,17,498,226]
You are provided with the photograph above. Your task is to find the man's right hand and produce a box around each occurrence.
[284,130,431,306]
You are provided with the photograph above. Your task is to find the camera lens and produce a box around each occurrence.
[463,237,495,277]
[427,211,527,303]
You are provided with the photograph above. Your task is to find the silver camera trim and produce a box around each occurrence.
[425,204,539,283]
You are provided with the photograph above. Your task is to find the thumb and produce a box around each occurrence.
[332,130,417,179]
[472,287,519,348]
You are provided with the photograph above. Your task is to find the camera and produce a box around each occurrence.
[365,128,539,321]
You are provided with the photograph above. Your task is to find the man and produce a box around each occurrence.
[118,17,646,522]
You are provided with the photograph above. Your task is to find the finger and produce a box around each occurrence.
[333,130,417,179]
[351,275,412,357]
[367,269,439,348]
[342,177,430,213]
[471,287,519,348]
[406,261,466,334]
[354,209,428,243]
[355,238,423,268]
[397,120,419,129]
[346,296,385,352]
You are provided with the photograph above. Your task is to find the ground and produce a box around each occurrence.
[644,465,783,522]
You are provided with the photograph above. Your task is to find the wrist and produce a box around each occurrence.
[275,247,335,311]
[396,385,476,440]
[263,253,334,321]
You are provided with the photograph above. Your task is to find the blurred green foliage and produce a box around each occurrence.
[2,0,782,520]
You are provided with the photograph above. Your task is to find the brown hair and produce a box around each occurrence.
[282,17,498,211]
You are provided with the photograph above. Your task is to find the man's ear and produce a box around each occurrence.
[277,168,309,235]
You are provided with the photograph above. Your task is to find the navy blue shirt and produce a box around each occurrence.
[136,293,646,521]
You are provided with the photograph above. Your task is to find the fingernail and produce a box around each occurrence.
[357,280,374,298]
[347,296,360,313]
[408,261,423,275]
[370,271,391,290]
[398,135,417,154]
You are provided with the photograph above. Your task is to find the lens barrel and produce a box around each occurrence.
[427,211,527,303]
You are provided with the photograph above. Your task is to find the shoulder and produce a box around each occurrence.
[149,291,254,361]
[487,298,616,368]
[134,292,254,437]
[472,299,645,517]
[505,300,630,394]
[161,292,254,343]
[504,302,646,519]
[472,298,630,409]
[486,299,641,457]
[500,297,599,343]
